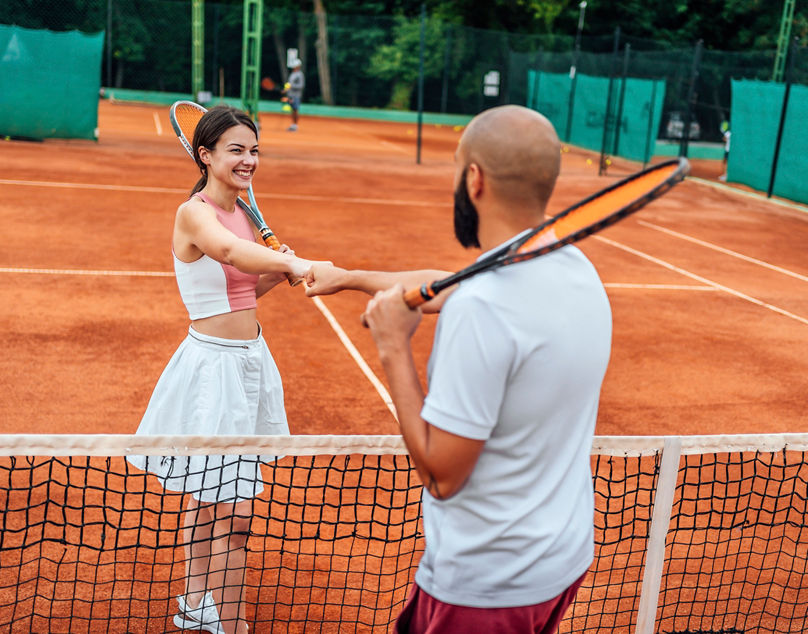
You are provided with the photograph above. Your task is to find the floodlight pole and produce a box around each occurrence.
[241,0,263,122]
[191,0,204,102]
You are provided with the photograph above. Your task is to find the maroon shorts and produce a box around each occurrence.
[394,572,586,634]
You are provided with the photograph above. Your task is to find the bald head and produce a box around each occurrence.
[458,105,560,208]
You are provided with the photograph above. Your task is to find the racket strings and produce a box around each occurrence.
[172,103,205,150]
[518,162,682,254]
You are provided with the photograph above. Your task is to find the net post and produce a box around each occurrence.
[635,436,682,634]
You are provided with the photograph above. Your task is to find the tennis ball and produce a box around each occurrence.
[453,125,463,132]
[606,159,612,166]
[407,130,414,136]
[3,136,9,141]
[586,159,592,165]
[562,146,570,153]
[282,104,291,112]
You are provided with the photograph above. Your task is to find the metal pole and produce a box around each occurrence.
[416,4,425,165]
[106,0,112,87]
[768,38,797,198]
[598,27,620,176]
[441,25,451,113]
[680,39,702,158]
[565,1,586,142]
[613,43,631,157]
[643,80,658,168]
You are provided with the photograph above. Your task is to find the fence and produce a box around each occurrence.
[3,1,808,200]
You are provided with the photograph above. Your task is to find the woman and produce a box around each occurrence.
[128,105,324,634]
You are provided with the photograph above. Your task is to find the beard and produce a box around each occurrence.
[453,168,480,248]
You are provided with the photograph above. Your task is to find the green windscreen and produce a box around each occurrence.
[730,79,808,204]
[527,70,666,164]
[0,24,104,140]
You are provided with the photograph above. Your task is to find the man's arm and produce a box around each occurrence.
[305,263,454,313]
[363,284,484,498]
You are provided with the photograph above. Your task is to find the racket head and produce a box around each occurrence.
[415,157,689,305]
[507,157,689,262]
[169,100,208,159]
[261,77,276,91]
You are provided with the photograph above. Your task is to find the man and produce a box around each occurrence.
[306,105,612,633]
[284,59,304,132]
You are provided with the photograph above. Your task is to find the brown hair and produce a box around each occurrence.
[190,105,258,195]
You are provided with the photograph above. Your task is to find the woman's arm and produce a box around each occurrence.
[176,200,318,278]
[304,263,455,313]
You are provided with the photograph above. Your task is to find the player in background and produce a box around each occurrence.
[284,58,305,132]
[305,105,613,633]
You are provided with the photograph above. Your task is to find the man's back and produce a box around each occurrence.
[417,245,612,608]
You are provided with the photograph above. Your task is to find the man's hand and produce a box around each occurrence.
[304,262,347,296]
[362,284,422,352]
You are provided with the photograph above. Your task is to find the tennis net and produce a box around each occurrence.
[0,434,806,633]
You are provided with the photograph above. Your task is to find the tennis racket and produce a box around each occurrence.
[404,157,690,308]
[169,100,303,286]
[260,77,278,92]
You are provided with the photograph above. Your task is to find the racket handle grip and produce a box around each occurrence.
[360,284,432,329]
[403,284,433,308]
[261,232,305,287]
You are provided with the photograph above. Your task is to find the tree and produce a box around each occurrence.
[367,14,447,109]
[313,0,333,105]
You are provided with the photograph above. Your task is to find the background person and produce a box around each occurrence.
[283,59,305,132]
[305,105,613,634]
[128,105,327,634]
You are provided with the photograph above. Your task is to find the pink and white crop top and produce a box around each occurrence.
[174,192,259,320]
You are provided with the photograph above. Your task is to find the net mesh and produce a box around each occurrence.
[0,434,806,633]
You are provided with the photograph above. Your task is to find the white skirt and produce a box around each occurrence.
[127,325,289,502]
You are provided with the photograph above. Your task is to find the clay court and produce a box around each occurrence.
[1,101,808,633]
[1,100,806,438]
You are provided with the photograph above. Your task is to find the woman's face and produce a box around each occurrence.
[202,124,259,190]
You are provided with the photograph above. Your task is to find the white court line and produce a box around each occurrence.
[0,179,183,194]
[595,235,808,326]
[688,177,808,216]
[153,112,163,136]
[604,283,716,291]
[637,220,808,283]
[0,267,173,277]
[0,179,438,207]
[0,268,716,293]
[0,265,398,418]
[308,296,397,420]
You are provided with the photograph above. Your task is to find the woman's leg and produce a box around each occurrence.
[183,497,215,608]
[208,499,253,634]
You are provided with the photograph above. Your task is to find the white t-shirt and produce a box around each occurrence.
[416,244,612,608]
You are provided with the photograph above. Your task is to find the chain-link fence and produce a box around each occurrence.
[2,0,807,148]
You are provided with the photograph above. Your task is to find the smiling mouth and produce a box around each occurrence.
[234,169,253,178]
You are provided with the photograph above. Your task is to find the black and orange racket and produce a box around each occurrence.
[168,100,303,287]
[404,157,689,307]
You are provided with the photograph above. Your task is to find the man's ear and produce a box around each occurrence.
[467,163,483,200]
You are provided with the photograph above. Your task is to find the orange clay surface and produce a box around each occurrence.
[1,100,806,438]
